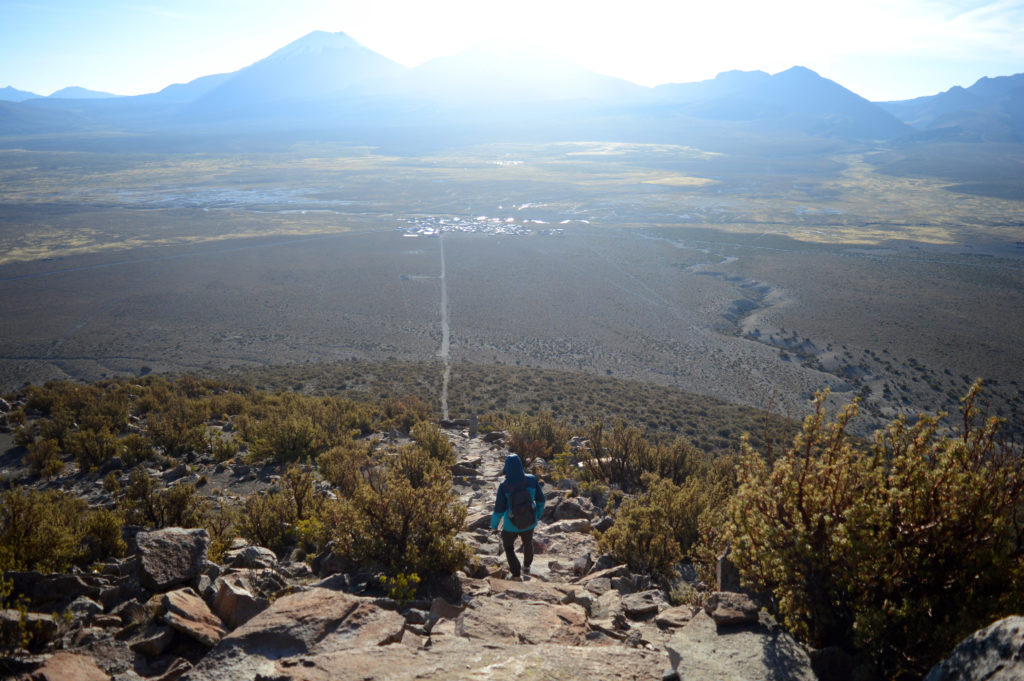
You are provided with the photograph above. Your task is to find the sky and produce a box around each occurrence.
[1,0,1022,101]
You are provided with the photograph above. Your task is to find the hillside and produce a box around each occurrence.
[1,374,1022,680]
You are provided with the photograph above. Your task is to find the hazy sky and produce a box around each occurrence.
[2,0,1022,101]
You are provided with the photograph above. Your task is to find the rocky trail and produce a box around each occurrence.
[6,425,821,681]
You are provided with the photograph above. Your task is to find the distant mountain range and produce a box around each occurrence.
[1,30,1021,147]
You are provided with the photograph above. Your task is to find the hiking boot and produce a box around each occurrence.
[523,566,531,575]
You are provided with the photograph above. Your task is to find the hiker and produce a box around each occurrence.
[490,453,545,579]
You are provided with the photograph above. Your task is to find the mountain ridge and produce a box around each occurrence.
[2,30,1021,145]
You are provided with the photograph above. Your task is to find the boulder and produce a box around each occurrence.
[622,590,668,620]
[129,623,176,657]
[463,511,492,531]
[161,587,227,647]
[136,528,210,592]
[183,588,406,681]
[456,598,588,645]
[210,576,268,630]
[0,609,58,649]
[546,518,593,534]
[29,652,110,681]
[150,657,191,681]
[554,497,596,521]
[68,596,104,623]
[704,591,759,626]
[224,545,277,570]
[656,605,696,629]
[716,546,742,592]
[924,615,1024,681]
[30,573,102,611]
[666,610,816,681]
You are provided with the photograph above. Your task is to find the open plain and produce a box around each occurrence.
[1,140,1022,436]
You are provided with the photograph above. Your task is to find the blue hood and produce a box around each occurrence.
[503,454,526,485]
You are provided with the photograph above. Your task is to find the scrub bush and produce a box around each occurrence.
[718,383,1024,680]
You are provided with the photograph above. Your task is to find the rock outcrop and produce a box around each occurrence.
[924,615,1024,681]
[665,609,816,681]
[136,528,210,592]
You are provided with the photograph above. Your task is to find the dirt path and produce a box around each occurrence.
[447,428,597,583]
[438,234,451,420]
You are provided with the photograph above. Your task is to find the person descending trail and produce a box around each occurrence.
[490,454,545,580]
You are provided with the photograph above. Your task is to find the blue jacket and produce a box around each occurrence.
[490,454,545,532]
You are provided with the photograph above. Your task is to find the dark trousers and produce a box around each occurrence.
[501,529,533,577]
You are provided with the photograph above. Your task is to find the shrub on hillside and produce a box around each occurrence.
[235,463,327,556]
[332,444,470,575]
[505,411,573,467]
[410,421,454,466]
[0,489,125,572]
[119,469,209,529]
[24,438,64,478]
[598,471,732,579]
[717,383,1024,680]
[378,395,431,434]
[144,393,207,457]
[68,427,120,472]
[318,439,372,496]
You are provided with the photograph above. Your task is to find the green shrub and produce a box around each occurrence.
[598,471,730,579]
[505,411,573,467]
[24,438,64,478]
[68,427,120,472]
[410,421,454,466]
[318,440,371,496]
[0,489,124,572]
[718,383,1024,680]
[378,395,431,434]
[145,393,207,457]
[119,469,209,529]
[235,463,325,556]
[332,445,470,575]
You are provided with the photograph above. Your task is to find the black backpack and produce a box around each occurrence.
[507,481,536,529]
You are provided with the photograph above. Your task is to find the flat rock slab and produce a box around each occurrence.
[656,605,697,628]
[457,597,588,645]
[666,610,816,681]
[137,528,210,592]
[29,652,110,681]
[183,588,405,681]
[487,577,574,604]
[163,587,227,647]
[251,639,668,681]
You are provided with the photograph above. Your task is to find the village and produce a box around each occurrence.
[399,213,576,237]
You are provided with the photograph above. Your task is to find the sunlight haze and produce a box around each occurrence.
[2,0,1023,101]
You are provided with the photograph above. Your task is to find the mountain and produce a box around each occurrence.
[48,86,121,99]
[0,85,42,102]
[188,31,406,118]
[402,41,645,105]
[654,66,911,140]
[879,73,1024,141]
[0,29,1011,148]
[142,72,234,104]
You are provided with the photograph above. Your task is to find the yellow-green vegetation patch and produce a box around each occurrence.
[642,175,716,187]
